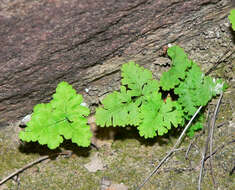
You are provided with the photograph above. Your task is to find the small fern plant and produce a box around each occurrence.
[19,81,92,149]
[228,9,235,31]
[95,45,226,138]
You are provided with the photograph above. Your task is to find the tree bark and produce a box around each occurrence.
[0,0,234,127]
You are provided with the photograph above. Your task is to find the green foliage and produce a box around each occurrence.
[95,86,142,127]
[121,61,153,97]
[187,122,203,138]
[160,46,192,90]
[95,45,226,138]
[95,61,160,137]
[96,61,185,138]
[138,95,184,138]
[19,82,92,149]
[228,9,235,31]
[174,63,224,116]
[186,114,204,138]
[161,46,225,135]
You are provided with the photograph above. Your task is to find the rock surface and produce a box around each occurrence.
[0,0,234,126]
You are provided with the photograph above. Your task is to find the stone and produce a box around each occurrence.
[0,0,234,127]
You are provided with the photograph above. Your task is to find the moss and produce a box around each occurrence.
[0,120,234,190]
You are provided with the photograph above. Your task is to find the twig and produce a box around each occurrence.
[137,148,182,190]
[197,109,211,190]
[229,164,235,176]
[216,122,226,128]
[185,109,210,160]
[186,137,204,160]
[209,92,223,187]
[16,174,20,190]
[91,142,99,150]
[204,139,235,161]
[0,152,71,186]
[198,93,223,190]
[198,114,211,190]
[198,110,211,188]
[185,137,197,160]
[136,106,203,190]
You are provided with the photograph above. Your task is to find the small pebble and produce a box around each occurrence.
[80,102,88,107]
[20,114,31,126]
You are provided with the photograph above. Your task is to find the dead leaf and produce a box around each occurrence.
[100,176,111,190]
[107,183,128,190]
[0,183,8,190]
[84,152,105,172]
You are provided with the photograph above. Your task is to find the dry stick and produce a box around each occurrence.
[216,122,226,129]
[197,109,212,190]
[198,93,223,190]
[204,139,235,162]
[0,152,71,186]
[185,136,197,160]
[209,92,223,187]
[186,141,203,161]
[198,114,212,190]
[185,129,205,160]
[136,106,203,190]
[16,175,20,190]
[185,109,210,160]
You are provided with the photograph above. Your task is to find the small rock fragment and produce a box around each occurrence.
[100,176,111,190]
[0,183,8,190]
[20,114,31,126]
[84,152,105,172]
[153,57,170,66]
[108,183,128,190]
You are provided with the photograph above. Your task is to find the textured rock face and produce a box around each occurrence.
[0,0,234,126]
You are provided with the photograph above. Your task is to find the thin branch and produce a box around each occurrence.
[216,122,226,128]
[136,148,182,190]
[198,115,211,190]
[229,164,235,176]
[174,107,203,149]
[16,174,20,190]
[0,152,71,185]
[209,92,223,187]
[185,137,196,160]
[198,93,223,190]
[185,109,210,160]
[185,138,203,160]
[136,106,203,190]
[204,139,235,161]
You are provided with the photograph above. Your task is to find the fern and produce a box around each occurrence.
[138,95,184,138]
[228,9,235,31]
[161,46,225,136]
[95,45,226,138]
[160,45,192,90]
[95,62,160,129]
[174,63,224,116]
[95,86,142,127]
[19,81,92,149]
[186,114,204,138]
